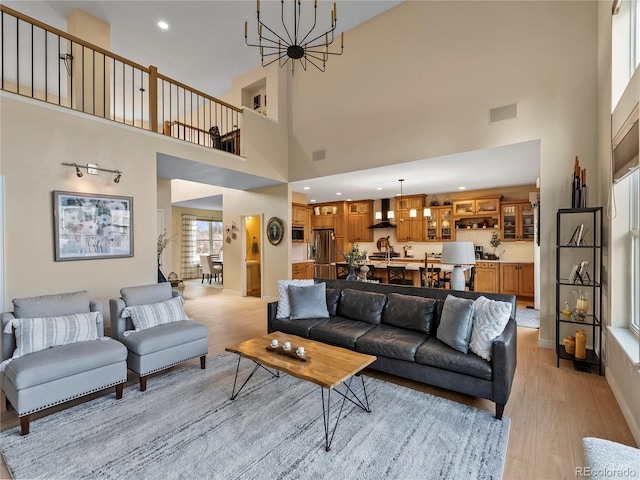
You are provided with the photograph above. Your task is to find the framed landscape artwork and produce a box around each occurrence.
[53,191,133,261]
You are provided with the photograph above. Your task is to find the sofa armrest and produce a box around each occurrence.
[491,319,517,406]
[1,312,16,362]
[108,298,128,340]
[267,302,279,333]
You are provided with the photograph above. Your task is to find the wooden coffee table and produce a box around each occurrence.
[225,331,377,451]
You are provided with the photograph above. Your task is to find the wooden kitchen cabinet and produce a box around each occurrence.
[312,214,334,229]
[292,203,311,242]
[500,262,534,297]
[474,261,499,293]
[347,200,373,242]
[292,262,313,280]
[501,201,535,241]
[425,207,453,242]
[452,197,501,217]
[396,195,424,242]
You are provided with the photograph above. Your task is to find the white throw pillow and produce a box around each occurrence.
[121,296,190,334]
[276,279,314,318]
[469,296,512,361]
[3,311,100,362]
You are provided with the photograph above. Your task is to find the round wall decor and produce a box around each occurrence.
[267,217,285,246]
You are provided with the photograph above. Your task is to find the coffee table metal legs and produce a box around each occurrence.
[321,374,370,451]
[230,356,280,400]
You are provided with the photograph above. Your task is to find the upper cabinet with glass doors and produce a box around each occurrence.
[502,201,535,241]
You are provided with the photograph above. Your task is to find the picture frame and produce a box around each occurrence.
[53,190,133,261]
[266,217,284,246]
[576,260,590,284]
[568,264,579,284]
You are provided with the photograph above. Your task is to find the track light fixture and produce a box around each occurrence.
[63,163,123,183]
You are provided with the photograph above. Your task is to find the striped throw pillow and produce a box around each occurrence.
[5,311,100,361]
[121,296,190,334]
[276,279,314,318]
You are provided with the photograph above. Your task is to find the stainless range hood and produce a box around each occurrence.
[369,198,396,228]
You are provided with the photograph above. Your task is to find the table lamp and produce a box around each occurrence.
[441,242,476,291]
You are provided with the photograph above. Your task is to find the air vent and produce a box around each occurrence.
[312,149,326,161]
[490,103,518,123]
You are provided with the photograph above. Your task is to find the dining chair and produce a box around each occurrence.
[420,266,444,288]
[200,255,214,284]
[364,264,384,283]
[386,266,412,285]
[465,266,476,291]
[336,263,350,279]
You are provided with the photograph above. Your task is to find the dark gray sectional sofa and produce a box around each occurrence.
[267,278,517,419]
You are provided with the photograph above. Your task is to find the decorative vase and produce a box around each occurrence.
[575,329,587,360]
[563,336,576,355]
[346,265,357,281]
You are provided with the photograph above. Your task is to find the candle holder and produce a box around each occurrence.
[573,290,590,321]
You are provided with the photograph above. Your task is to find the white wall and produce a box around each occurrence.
[0,94,289,324]
[286,1,599,346]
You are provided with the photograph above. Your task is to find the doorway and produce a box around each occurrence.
[243,214,262,297]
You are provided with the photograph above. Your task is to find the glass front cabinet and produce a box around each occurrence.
[425,207,453,242]
[502,201,535,241]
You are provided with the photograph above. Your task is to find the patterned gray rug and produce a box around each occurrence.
[0,353,510,480]
[516,308,540,329]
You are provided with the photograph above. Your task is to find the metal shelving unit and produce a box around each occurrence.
[555,207,603,375]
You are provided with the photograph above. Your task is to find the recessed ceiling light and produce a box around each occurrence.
[376,187,383,190]
[458,186,466,190]
[303,186,310,190]
[336,192,342,196]
[310,199,316,202]
[158,21,169,30]
[346,198,352,201]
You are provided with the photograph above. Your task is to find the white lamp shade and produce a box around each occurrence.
[441,242,476,266]
[409,209,417,218]
[423,207,431,217]
[387,211,395,219]
[375,211,382,220]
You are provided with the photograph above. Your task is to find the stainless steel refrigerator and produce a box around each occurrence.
[310,229,335,279]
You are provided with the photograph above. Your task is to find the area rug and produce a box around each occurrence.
[583,437,640,475]
[516,307,540,329]
[0,354,510,480]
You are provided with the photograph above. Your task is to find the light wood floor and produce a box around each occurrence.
[1,283,636,479]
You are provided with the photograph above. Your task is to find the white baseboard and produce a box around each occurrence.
[538,339,555,350]
[606,367,640,446]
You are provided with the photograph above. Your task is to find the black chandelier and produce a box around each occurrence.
[244,0,344,74]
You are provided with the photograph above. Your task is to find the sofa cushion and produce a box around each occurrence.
[122,296,190,334]
[415,336,492,381]
[337,289,387,324]
[276,280,314,318]
[3,339,127,390]
[4,312,100,363]
[13,290,91,318]
[436,295,475,354]
[118,320,208,356]
[288,283,330,320]
[469,295,512,361]
[270,317,328,338]
[309,316,376,349]
[326,288,341,317]
[121,283,173,307]
[355,324,429,362]
[382,293,437,334]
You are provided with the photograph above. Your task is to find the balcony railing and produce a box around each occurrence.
[0,5,241,153]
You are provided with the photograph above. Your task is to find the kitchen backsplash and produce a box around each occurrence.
[356,228,535,263]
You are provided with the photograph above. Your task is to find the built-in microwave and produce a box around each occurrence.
[292,226,305,242]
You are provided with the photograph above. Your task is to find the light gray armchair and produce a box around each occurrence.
[109,283,208,391]
[1,290,128,435]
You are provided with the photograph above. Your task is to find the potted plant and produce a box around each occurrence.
[490,231,501,259]
[338,243,368,281]
[157,230,175,282]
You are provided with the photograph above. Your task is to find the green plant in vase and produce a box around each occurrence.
[338,243,368,281]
